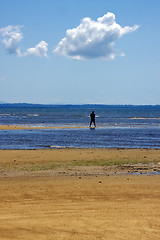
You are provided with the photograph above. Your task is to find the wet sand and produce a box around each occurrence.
[0,124,87,130]
[0,148,160,239]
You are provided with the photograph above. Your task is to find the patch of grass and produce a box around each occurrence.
[0,162,61,172]
[68,159,144,167]
[1,157,159,173]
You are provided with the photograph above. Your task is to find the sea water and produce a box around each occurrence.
[0,105,160,149]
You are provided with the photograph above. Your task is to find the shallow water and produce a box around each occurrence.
[0,105,160,149]
[130,171,160,175]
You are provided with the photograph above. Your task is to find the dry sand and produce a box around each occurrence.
[1,148,160,239]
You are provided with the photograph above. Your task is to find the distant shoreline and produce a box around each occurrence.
[0,103,160,108]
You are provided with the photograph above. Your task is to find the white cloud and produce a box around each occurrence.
[54,12,139,60]
[23,41,48,57]
[0,25,23,56]
[0,25,48,58]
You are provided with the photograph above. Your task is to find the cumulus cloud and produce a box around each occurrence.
[0,25,48,57]
[0,25,23,56]
[23,41,48,57]
[54,12,139,60]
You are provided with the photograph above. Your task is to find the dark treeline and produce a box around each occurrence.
[0,103,159,109]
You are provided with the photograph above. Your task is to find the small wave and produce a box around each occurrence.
[27,114,39,117]
[45,145,70,149]
[129,117,160,120]
[0,114,11,116]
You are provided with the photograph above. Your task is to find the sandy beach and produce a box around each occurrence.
[1,148,160,239]
[0,124,88,130]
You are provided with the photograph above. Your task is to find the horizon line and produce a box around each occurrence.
[0,102,160,107]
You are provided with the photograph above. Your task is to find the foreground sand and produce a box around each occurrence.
[1,149,160,239]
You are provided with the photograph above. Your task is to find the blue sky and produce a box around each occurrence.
[0,0,160,104]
